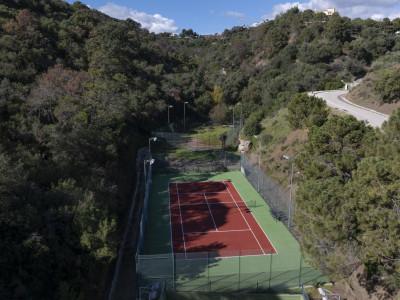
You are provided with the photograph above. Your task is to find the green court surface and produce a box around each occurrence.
[167,292,305,300]
[139,171,325,293]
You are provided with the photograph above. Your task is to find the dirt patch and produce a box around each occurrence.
[347,73,400,115]
[328,265,400,300]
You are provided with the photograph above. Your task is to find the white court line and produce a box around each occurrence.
[175,183,188,259]
[224,181,266,255]
[175,252,270,261]
[178,192,230,195]
[169,201,247,207]
[231,181,278,255]
[204,193,218,231]
[185,229,251,234]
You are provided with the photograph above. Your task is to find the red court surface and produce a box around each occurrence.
[169,181,277,259]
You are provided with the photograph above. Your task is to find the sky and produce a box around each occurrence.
[65,0,400,35]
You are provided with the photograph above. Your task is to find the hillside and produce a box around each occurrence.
[251,101,400,299]
[347,52,400,114]
[1,0,400,299]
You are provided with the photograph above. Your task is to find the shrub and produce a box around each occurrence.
[286,93,329,129]
[374,68,400,103]
[243,109,264,137]
[261,132,272,143]
[322,77,344,90]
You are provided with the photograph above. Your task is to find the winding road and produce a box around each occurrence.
[310,90,389,128]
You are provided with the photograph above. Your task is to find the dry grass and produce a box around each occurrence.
[347,72,400,115]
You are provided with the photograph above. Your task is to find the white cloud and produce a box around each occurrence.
[98,2,178,34]
[224,11,246,19]
[262,0,400,21]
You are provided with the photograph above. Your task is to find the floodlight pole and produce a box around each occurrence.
[239,102,243,128]
[229,107,234,128]
[254,135,261,192]
[283,155,294,228]
[149,137,157,158]
[184,102,188,132]
[144,159,155,185]
[168,105,173,130]
[312,76,314,95]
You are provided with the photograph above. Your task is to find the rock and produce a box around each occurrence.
[238,139,252,153]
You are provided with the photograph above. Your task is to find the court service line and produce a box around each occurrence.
[178,192,230,195]
[224,182,266,255]
[204,193,218,231]
[175,183,188,259]
[185,229,251,234]
[170,201,247,207]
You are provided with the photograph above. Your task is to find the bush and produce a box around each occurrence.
[286,93,329,129]
[243,110,264,137]
[374,68,400,103]
[261,132,272,143]
[322,77,344,90]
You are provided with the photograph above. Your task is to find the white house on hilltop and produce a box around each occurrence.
[314,8,335,16]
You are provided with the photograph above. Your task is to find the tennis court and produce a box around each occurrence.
[138,171,326,293]
[169,181,276,258]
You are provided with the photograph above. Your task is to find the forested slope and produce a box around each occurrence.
[1,0,400,298]
[0,1,202,298]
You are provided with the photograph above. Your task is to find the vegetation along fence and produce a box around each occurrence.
[151,119,242,152]
[152,151,240,174]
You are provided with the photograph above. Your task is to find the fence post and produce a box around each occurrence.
[269,249,273,289]
[298,252,303,287]
[207,251,210,283]
[172,252,175,290]
[238,250,241,292]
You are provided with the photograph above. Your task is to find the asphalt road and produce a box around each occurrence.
[310,90,389,128]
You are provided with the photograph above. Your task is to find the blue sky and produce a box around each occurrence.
[65,0,400,35]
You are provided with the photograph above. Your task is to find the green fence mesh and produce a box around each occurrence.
[137,248,324,294]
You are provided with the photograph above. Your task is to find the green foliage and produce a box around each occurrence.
[295,112,400,288]
[286,93,329,129]
[243,109,264,137]
[324,13,351,43]
[194,93,214,115]
[374,68,400,103]
[322,78,344,90]
[209,102,229,124]
[298,115,376,181]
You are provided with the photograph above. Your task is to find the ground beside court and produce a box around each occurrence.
[166,291,305,300]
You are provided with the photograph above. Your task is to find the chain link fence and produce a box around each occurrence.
[151,125,241,152]
[153,151,240,174]
[240,154,300,240]
[137,248,324,294]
